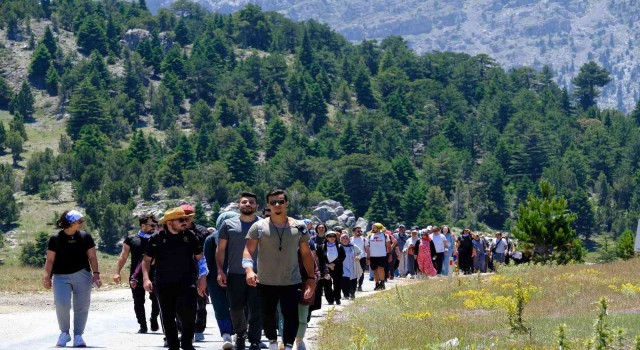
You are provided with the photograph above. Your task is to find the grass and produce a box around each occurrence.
[317,259,640,349]
[0,252,125,292]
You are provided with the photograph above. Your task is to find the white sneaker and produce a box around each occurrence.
[73,335,86,348]
[268,341,279,350]
[409,274,415,279]
[222,333,233,350]
[56,332,71,347]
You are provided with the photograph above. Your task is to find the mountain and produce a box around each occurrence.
[147,0,640,112]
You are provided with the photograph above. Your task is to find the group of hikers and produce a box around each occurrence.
[42,189,519,349]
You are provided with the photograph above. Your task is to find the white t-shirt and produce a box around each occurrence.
[351,236,365,257]
[493,238,508,254]
[430,233,446,253]
[366,233,389,257]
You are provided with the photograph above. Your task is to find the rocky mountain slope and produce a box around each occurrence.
[148,0,640,112]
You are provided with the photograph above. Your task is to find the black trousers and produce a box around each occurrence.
[323,268,342,304]
[155,282,197,349]
[357,258,366,288]
[458,251,473,275]
[433,252,445,275]
[341,277,357,298]
[227,273,262,343]
[195,294,207,333]
[258,283,300,347]
[131,282,160,327]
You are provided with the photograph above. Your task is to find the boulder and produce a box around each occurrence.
[313,205,337,223]
[325,220,339,229]
[123,29,150,50]
[355,217,369,231]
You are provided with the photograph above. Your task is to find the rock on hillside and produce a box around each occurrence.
[148,0,640,112]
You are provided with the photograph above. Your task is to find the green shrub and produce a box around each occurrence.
[20,232,50,267]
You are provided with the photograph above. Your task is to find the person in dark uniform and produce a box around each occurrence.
[142,207,208,350]
[180,204,211,342]
[113,214,160,334]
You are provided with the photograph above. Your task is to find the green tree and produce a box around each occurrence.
[67,79,109,140]
[98,203,132,253]
[77,16,107,55]
[225,138,256,185]
[10,81,35,119]
[45,62,59,96]
[22,148,55,194]
[616,229,635,260]
[572,61,612,111]
[0,184,19,225]
[216,97,237,127]
[567,188,596,239]
[6,130,24,165]
[416,186,448,225]
[400,180,427,227]
[354,60,377,109]
[20,232,50,267]
[0,76,13,109]
[513,180,582,264]
[365,189,396,225]
[29,43,53,84]
[0,122,6,151]
[174,19,190,46]
[41,26,57,56]
[265,117,287,158]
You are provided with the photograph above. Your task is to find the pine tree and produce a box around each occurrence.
[123,55,145,112]
[77,16,108,55]
[226,138,256,185]
[401,180,427,227]
[10,82,35,119]
[316,176,351,208]
[9,113,27,140]
[45,62,59,96]
[572,61,612,111]
[161,71,184,107]
[514,180,581,264]
[0,76,13,110]
[354,60,377,109]
[365,190,396,226]
[174,19,190,46]
[216,97,237,127]
[6,131,24,165]
[29,44,52,85]
[105,17,121,56]
[175,134,196,170]
[127,129,148,163]
[339,121,361,155]
[265,117,287,158]
[0,123,6,151]
[41,26,57,57]
[415,186,448,225]
[67,79,109,140]
[568,188,596,239]
[0,183,19,225]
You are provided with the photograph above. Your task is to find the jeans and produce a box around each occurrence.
[53,269,92,335]
[473,254,487,273]
[131,282,160,327]
[258,284,300,347]
[442,249,453,276]
[155,282,197,349]
[206,278,234,336]
[227,273,262,343]
[493,252,506,264]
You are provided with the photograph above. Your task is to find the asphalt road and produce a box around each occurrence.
[0,276,396,350]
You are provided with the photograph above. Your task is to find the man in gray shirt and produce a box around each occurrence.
[243,189,315,350]
[216,192,261,350]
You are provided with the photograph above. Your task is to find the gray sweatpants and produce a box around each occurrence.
[53,269,92,335]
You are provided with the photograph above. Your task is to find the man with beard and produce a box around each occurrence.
[365,223,391,291]
[142,207,208,350]
[216,193,262,350]
[113,214,160,334]
[243,189,315,350]
[179,204,211,342]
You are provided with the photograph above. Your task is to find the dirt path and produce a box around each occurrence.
[0,277,404,349]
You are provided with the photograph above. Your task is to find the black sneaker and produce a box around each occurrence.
[380,282,386,290]
[235,333,246,350]
[336,300,341,305]
[249,343,261,350]
[150,318,159,332]
[357,286,363,292]
[138,326,148,334]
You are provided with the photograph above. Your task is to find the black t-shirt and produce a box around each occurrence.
[145,229,203,284]
[47,230,95,275]
[123,234,151,275]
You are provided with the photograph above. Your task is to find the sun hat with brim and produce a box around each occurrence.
[158,207,194,225]
[325,230,338,237]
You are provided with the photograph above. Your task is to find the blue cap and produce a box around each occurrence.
[303,219,312,225]
[65,210,84,223]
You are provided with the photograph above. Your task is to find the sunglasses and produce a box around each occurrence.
[174,218,188,223]
[269,199,286,206]
[326,235,337,238]
[146,223,158,228]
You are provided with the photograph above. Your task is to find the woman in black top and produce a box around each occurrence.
[317,231,345,305]
[43,210,101,348]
